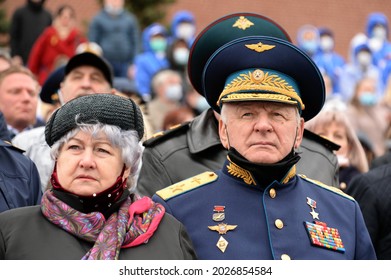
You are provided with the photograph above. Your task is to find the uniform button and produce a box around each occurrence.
[275,219,284,229]
[269,188,276,198]
[340,182,347,190]
[281,254,291,260]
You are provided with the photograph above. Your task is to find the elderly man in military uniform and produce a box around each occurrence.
[137,13,339,198]
[152,15,375,260]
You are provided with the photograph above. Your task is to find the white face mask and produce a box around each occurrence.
[165,84,183,101]
[320,36,334,52]
[104,4,123,15]
[337,154,350,168]
[368,37,383,52]
[194,96,210,112]
[176,23,195,41]
[357,52,372,66]
[173,48,189,65]
[372,26,387,40]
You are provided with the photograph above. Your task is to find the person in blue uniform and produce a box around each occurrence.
[152,18,376,259]
[137,13,340,198]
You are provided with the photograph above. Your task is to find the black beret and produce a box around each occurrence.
[45,94,144,146]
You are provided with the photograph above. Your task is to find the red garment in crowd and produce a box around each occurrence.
[27,26,86,85]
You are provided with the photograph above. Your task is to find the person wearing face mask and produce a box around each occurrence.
[88,0,141,78]
[366,12,391,71]
[170,10,197,47]
[346,76,389,158]
[340,41,383,102]
[313,28,346,94]
[184,83,211,116]
[296,24,320,58]
[167,38,190,81]
[134,23,170,102]
[166,37,193,107]
[146,69,184,133]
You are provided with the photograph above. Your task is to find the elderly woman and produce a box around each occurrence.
[0,94,196,260]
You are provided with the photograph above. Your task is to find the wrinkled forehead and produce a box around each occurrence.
[65,65,106,79]
[221,101,299,121]
[224,100,298,111]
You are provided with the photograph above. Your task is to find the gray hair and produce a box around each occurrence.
[50,119,144,193]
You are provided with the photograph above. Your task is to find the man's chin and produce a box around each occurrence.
[245,151,280,164]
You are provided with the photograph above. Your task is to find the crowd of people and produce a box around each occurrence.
[0,0,390,260]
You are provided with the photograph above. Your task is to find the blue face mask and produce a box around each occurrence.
[359,92,377,106]
[301,41,318,54]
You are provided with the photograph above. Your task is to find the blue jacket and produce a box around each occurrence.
[134,23,169,97]
[0,112,10,142]
[313,51,345,93]
[153,158,376,260]
[0,141,42,212]
[366,12,391,69]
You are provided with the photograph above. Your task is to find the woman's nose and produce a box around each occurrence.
[79,150,96,169]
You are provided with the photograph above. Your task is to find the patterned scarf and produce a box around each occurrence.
[41,190,165,260]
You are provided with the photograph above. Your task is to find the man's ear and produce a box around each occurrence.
[295,118,305,149]
[218,118,230,149]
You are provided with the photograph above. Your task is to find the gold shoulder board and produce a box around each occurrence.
[299,174,355,201]
[156,171,218,201]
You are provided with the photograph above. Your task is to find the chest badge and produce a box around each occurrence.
[306,197,319,220]
[304,221,345,253]
[208,206,237,253]
[212,205,225,222]
[208,223,238,234]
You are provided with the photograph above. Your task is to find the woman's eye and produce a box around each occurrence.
[97,148,110,154]
[68,145,80,150]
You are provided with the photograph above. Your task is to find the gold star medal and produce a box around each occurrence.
[306,197,319,220]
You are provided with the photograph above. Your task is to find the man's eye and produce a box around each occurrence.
[242,112,252,117]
